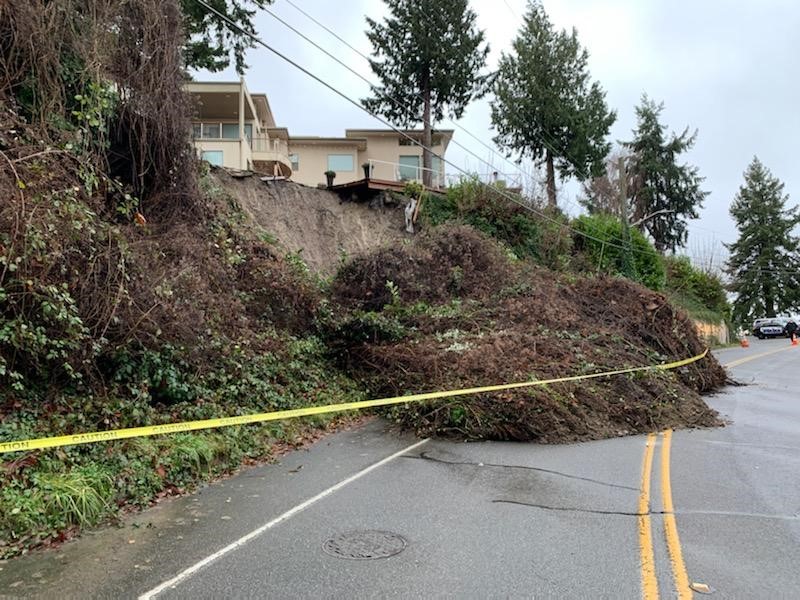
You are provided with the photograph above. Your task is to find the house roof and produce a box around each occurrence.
[251,93,276,128]
[344,128,454,150]
[267,127,290,140]
[344,128,454,136]
[185,81,455,153]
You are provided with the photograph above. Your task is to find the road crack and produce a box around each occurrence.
[493,498,653,516]
[405,452,638,491]
[494,501,800,522]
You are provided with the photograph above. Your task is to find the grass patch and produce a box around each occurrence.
[666,290,727,325]
[1,464,114,548]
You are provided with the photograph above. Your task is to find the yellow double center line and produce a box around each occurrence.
[722,343,796,369]
[638,433,660,599]
[638,343,797,598]
[661,429,692,599]
[638,430,692,599]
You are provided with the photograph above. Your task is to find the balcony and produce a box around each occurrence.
[189,123,293,177]
[251,136,293,178]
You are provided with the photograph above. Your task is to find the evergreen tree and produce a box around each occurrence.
[363,0,490,187]
[726,157,800,322]
[491,1,615,208]
[181,0,273,73]
[624,96,708,253]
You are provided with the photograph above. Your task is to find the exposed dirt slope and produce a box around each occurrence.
[217,170,407,276]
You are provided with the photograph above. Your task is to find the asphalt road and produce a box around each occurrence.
[1,339,798,599]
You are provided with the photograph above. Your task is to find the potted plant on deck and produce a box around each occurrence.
[324,170,336,188]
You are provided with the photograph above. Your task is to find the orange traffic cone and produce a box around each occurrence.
[792,334,798,346]
[740,337,750,348]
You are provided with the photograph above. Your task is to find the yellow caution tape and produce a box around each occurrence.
[0,349,708,454]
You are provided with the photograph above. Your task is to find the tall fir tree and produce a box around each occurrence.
[491,0,615,208]
[726,157,800,322]
[624,96,707,252]
[181,0,273,73]
[363,0,490,187]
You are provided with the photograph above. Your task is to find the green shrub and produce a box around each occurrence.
[0,280,90,393]
[107,345,197,405]
[572,214,666,290]
[421,177,572,267]
[159,434,215,487]
[325,310,408,346]
[664,256,730,323]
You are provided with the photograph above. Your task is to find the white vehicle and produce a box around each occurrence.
[752,318,771,332]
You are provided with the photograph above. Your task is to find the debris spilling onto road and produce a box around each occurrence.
[330,226,727,442]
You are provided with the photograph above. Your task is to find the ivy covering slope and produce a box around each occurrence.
[0,108,365,557]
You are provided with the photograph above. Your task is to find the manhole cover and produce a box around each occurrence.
[322,530,407,560]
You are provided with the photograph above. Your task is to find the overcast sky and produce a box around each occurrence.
[197,0,800,266]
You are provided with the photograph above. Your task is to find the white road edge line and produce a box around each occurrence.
[138,437,429,600]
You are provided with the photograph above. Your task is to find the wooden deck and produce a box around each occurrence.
[328,178,446,200]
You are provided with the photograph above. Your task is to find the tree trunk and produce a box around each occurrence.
[545,150,557,208]
[618,157,634,278]
[422,85,432,188]
[763,281,776,317]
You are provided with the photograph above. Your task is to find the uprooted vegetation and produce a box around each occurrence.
[324,225,725,441]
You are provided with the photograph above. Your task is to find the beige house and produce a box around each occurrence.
[186,79,452,188]
[186,79,292,177]
[289,129,452,188]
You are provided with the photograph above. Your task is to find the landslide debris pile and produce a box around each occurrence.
[327,225,726,442]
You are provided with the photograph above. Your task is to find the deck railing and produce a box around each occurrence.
[365,158,446,189]
[250,136,288,155]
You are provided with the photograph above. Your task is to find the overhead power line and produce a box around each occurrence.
[190,0,711,260]
[266,2,645,251]
[283,0,593,216]
[278,3,731,261]
[282,0,728,245]
[277,1,535,191]
[501,0,519,18]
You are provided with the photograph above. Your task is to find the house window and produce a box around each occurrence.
[202,123,220,139]
[216,123,253,141]
[327,154,354,172]
[221,123,239,139]
[432,156,443,181]
[289,153,299,170]
[399,137,416,146]
[192,123,202,139]
[201,150,223,166]
[398,155,420,181]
